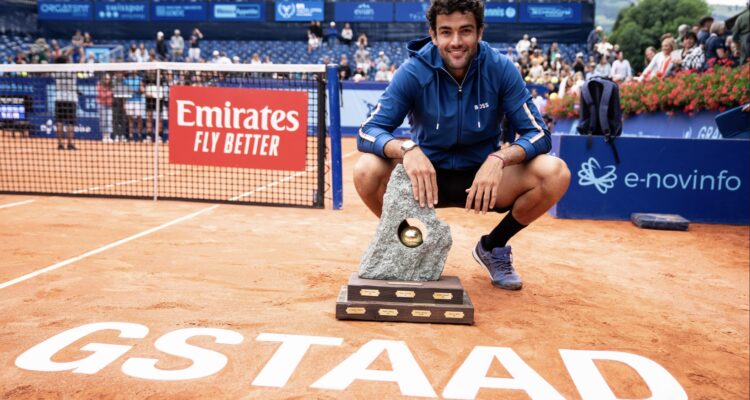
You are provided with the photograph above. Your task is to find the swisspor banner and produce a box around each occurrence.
[168,86,307,171]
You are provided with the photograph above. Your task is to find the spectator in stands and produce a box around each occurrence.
[86,53,96,63]
[592,55,612,78]
[584,61,595,80]
[232,56,240,64]
[678,24,691,42]
[71,30,84,62]
[642,37,677,80]
[170,29,184,61]
[529,48,544,67]
[675,31,704,72]
[97,73,113,142]
[127,43,138,62]
[386,64,396,82]
[307,29,321,53]
[529,37,539,53]
[310,21,324,41]
[572,52,585,74]
[733,2,749,65]
[138,43,147,61]
[53,54,77,150]
[547,42,560,65]
[587,26,603,60]
[321,55,331,65]
[326,22,338,46]
[505,47,516,62]
[527,58,544,83]
[355,42,370,67]
[83,32,93,47]
[375,51,390,71]
[30,38,49,64]
[704,21,728,69]
[263,55,273,64]
[124,71,144,142]
[697,16,714,47]
[643,46,656,69]
[596,36,613,62]
[353,65,368,82]
[219,51,231,64]
[530,88,546,114]
[50,40,62,61]
[341,23,354,46]
[374,64,388,82]
[611,51,632,83]
[357,32,369,48]
[249,53,260,65]
[338,54,352,80]
[155,32,168,61]
[188,28,203,62]
[209,50,221,63]
[516,34,530,54]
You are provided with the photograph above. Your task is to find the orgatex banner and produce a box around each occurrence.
[550,135,749,224]
[168,86,307,171]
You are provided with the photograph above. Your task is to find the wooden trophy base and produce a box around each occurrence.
[335,273,474,325]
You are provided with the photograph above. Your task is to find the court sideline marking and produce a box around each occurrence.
[1,149,362,289]
[0,205,219,290]
[0,199,35,209]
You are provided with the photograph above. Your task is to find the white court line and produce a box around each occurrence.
[343,150,359,159]
[0,199,35,209]
[71,171,181,194]
[230,168,311,201]
[0,204,219,290]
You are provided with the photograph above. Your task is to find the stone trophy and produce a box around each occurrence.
[336,165,474,324]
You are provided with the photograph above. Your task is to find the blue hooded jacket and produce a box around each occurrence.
[358,37,551,170]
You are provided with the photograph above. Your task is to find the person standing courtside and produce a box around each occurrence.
[53,52,77,150]
[354,0,570,290]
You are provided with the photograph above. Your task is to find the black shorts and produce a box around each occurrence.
[435,167,512,213]
[145,97,157,112]
[55,101,76,125]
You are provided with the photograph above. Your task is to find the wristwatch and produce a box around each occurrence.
[400,140,418,156]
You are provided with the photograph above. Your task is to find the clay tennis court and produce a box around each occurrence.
[0,137,748,399]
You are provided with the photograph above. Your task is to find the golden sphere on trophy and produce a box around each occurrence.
[399,226,423,248]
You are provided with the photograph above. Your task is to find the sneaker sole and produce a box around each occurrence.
[471,246,523,291]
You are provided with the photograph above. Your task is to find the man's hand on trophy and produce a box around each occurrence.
[403,147,438,208]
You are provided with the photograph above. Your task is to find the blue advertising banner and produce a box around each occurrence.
[274,0,324,21]
[95,1,148,21]
[210,1,265,21]
[553,111,723,140]
[550,135,749,224]
[334,2,393,22]
[38,0,93,21]
[484,3,517,23]
[152,1,207,21]
[394,2,428,23]
[519,3,581,24]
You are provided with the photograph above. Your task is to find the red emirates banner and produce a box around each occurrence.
[168,86,307,171]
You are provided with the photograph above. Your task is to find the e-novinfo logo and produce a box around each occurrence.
[577,157,742,194]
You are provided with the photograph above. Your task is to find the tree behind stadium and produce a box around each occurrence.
[610,0,710,72]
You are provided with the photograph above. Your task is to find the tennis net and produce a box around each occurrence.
[0,62,334,208]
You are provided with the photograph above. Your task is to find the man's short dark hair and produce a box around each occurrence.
[682,31,698,42]
[427,0,484,32]
[698,16,714,27]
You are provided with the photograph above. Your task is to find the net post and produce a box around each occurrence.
[326,65,343,210]
[153,68,161,201]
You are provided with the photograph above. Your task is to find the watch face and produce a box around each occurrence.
[401,140,416,151]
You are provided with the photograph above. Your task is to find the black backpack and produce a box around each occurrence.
[577,77,623,163]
